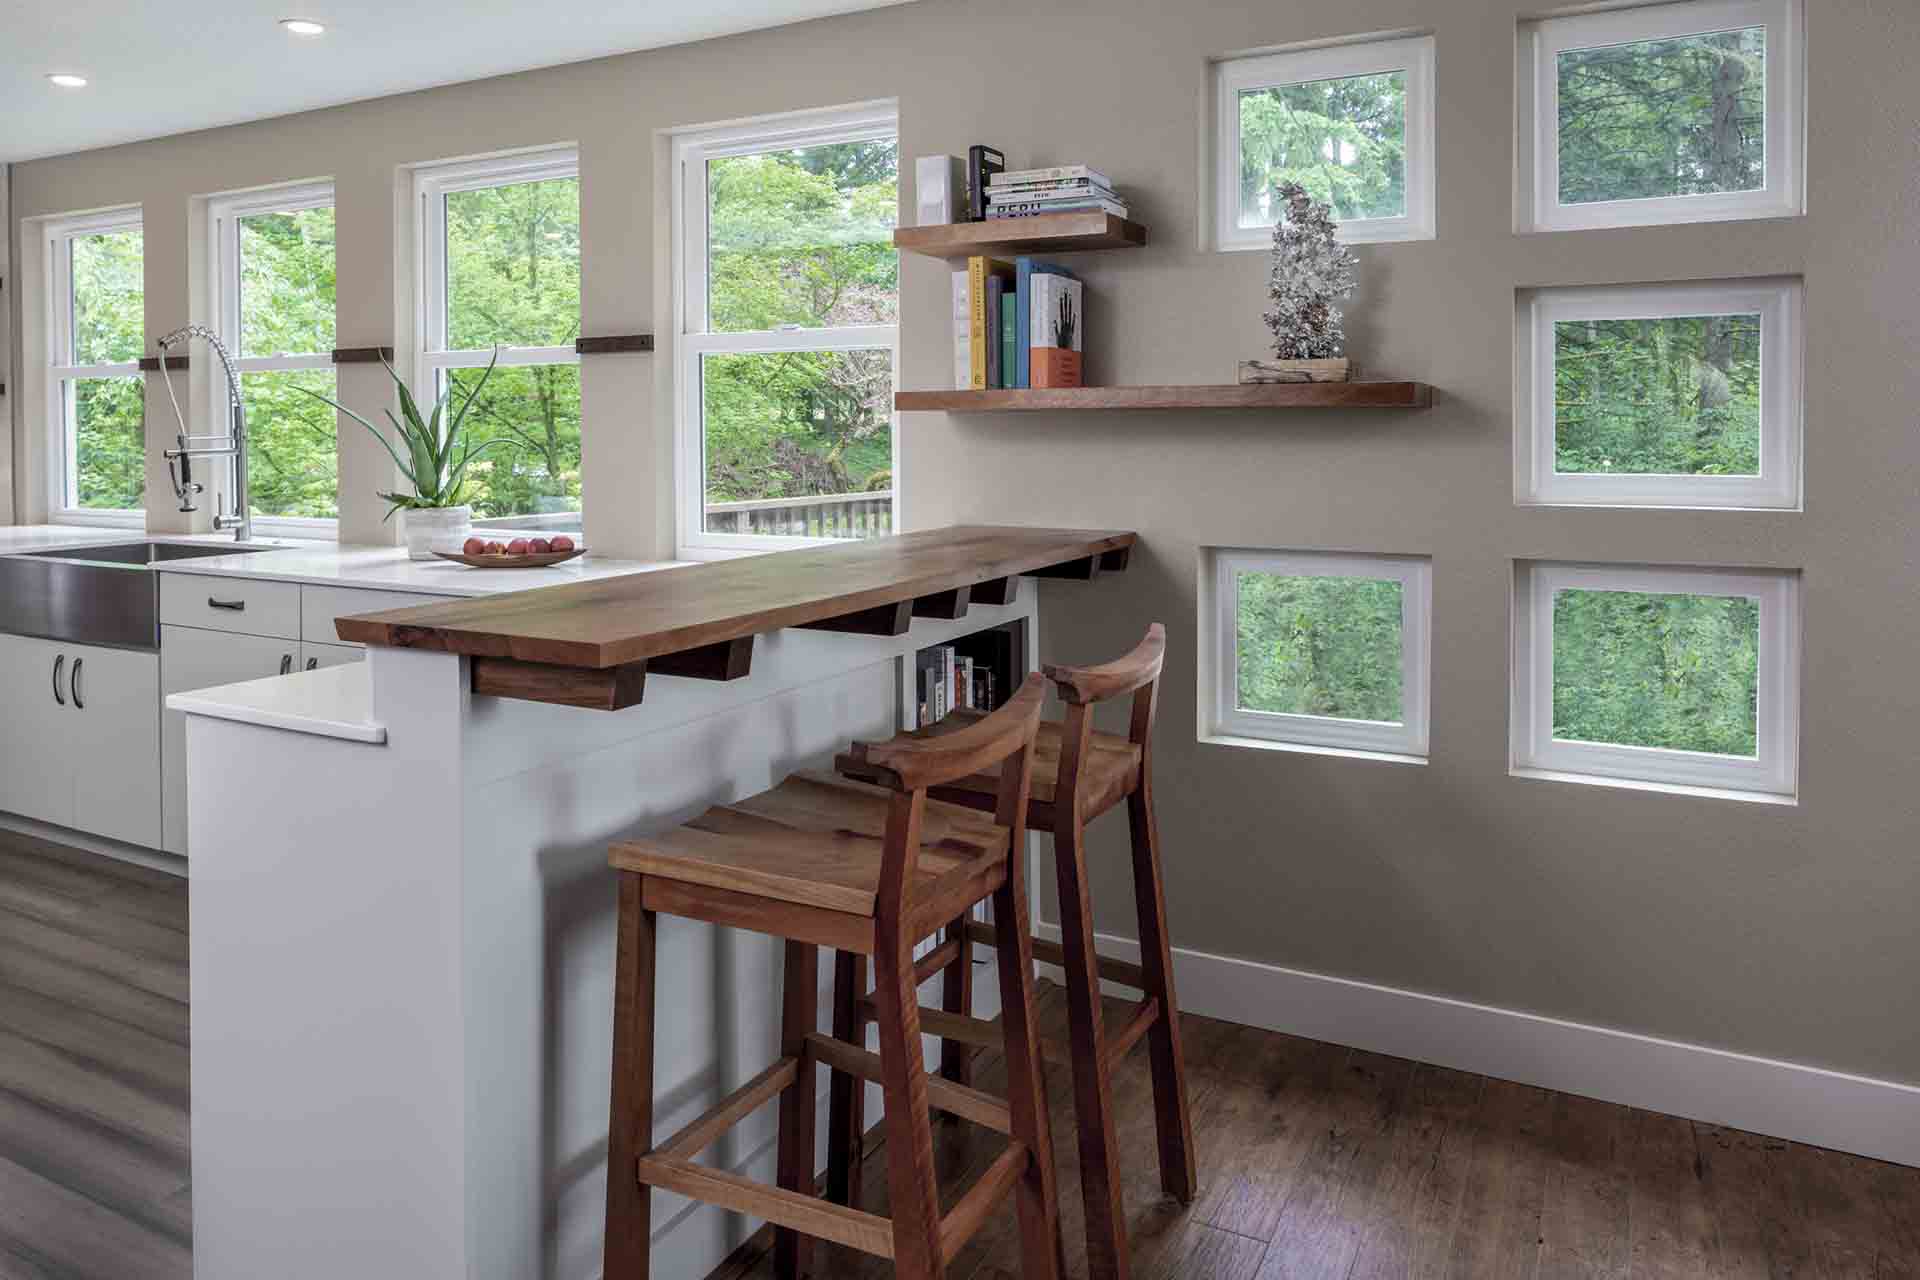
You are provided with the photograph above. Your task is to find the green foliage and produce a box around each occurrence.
[67,230,146,510]
[1235,573,1404,722]
[448,364,580,523]
[1552,589,1759,756]
[298,350,507,518]
[702,140,897,518]
[236,206,339,518]
[1237,73,1405,227]
[1557,28,1766,204]
[73,377,146,511]
[1554,315,1761,476]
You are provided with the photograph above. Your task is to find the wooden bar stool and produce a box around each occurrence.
[603,677,1064,1280]
[832,624,1193,1280]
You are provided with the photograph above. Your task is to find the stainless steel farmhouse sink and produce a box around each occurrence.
[0,542,284,650]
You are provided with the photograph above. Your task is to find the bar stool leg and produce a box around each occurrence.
[825,950,867,1207]
[774,940,819,1280]
[871,925,946,1278]
[1052,812,1132,1280]
[605,873,656,1280]
[992,861,1066,1280]
[1128,779,1196,1203]
[938,913,974,1087]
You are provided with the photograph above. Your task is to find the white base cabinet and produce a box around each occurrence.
[161,627,305,856]
[0,633,160,849]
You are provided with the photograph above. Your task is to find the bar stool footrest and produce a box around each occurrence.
[962,918,1149,991]
[806,1032,1011,1133]
[637,1153,895,1258]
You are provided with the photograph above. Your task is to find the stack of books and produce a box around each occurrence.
[917,645,996,727]
[952,255,1085,390]
[984,165,1127,221]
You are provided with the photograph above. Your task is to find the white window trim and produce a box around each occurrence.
[1522,0,1804,233]
[45,206,145,526]
[1511,561,1799,801]
[411,146,582,533]
[1516,278,1802,510]
[1213,34,1436,251]
[208,181,338,538]
[1200,548,1432,762]
[671,101,900,560]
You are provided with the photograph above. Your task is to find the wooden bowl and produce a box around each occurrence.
[431,547,586,569]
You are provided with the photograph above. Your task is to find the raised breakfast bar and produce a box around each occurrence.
[171,525,1134,1280]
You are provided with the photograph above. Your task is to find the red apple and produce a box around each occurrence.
[507,538,530,555]
[529,537,552,553]
[550,534,576,552]
[485,541,506,555]
[463,536,487,555]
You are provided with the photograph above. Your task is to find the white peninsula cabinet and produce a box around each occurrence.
[0,632,161,848]
[159,575,441,855]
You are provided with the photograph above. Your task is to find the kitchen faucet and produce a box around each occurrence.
[156,324,252,542]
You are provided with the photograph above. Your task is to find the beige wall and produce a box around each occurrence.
[8,0,1920,1085]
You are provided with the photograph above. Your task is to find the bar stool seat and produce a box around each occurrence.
[612,771,1009,927]
[897,712,1141,819]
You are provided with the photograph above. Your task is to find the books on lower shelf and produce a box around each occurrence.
[953,255,1085,391]
[916,645,997,728]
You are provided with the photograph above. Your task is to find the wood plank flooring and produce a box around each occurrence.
[717,993,1920,1280]
[0,834,1915,1279]
[0,830,190,1279]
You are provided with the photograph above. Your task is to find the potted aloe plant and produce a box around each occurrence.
[299,348,508,559]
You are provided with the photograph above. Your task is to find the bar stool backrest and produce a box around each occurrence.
[840,674,1049,918]
[1041,622,1167,781]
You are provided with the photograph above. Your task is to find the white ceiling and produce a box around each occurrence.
[1,0,909,164]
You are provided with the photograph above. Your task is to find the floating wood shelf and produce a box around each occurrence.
[893,212,1147,259]
[895,382,1433,412]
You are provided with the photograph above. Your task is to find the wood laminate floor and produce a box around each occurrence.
[1,835,1915,1279]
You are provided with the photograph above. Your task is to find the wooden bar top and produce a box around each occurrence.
[336,525,1134,674]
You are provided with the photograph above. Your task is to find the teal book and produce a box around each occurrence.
[1014,257,1076,389]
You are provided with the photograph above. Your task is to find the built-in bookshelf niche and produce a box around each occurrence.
[910,618,1028,730]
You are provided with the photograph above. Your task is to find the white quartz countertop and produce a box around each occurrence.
[0,525,682,597]
[167,662,386,743]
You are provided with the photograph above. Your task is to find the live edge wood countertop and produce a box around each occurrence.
[333,525,1136,711]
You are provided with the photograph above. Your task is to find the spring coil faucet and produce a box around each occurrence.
[156,324,252,542]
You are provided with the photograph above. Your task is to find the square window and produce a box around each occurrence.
[1512,561,1799,799]
[1522,0,1803,232]
[1204,549,1431,759]
[1516,280,1801,509]
[1214,34,1435,249]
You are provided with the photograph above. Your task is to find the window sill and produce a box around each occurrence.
[1509,766,1797,807]
[50,509,145,529]
[1199,730,1426,767]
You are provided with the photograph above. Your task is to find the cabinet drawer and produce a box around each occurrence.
[301,641,365,671]
[302,586,444,647]
[161,574,301,639]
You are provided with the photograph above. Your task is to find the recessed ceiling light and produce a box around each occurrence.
[280,18,326,36]
[47,73,88,88]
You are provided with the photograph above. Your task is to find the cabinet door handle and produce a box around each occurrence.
[51,654,66,706]
[208,597,246,612]
[305,657,318,671]
[280,653,293,676]
[71,658,84,711]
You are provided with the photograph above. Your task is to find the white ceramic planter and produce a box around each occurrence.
[401,505,473,561]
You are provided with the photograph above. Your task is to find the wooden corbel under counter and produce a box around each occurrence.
[334,525,1137,710]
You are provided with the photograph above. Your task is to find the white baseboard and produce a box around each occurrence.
[0,811,188,879]
[1034,921,1920,1169]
